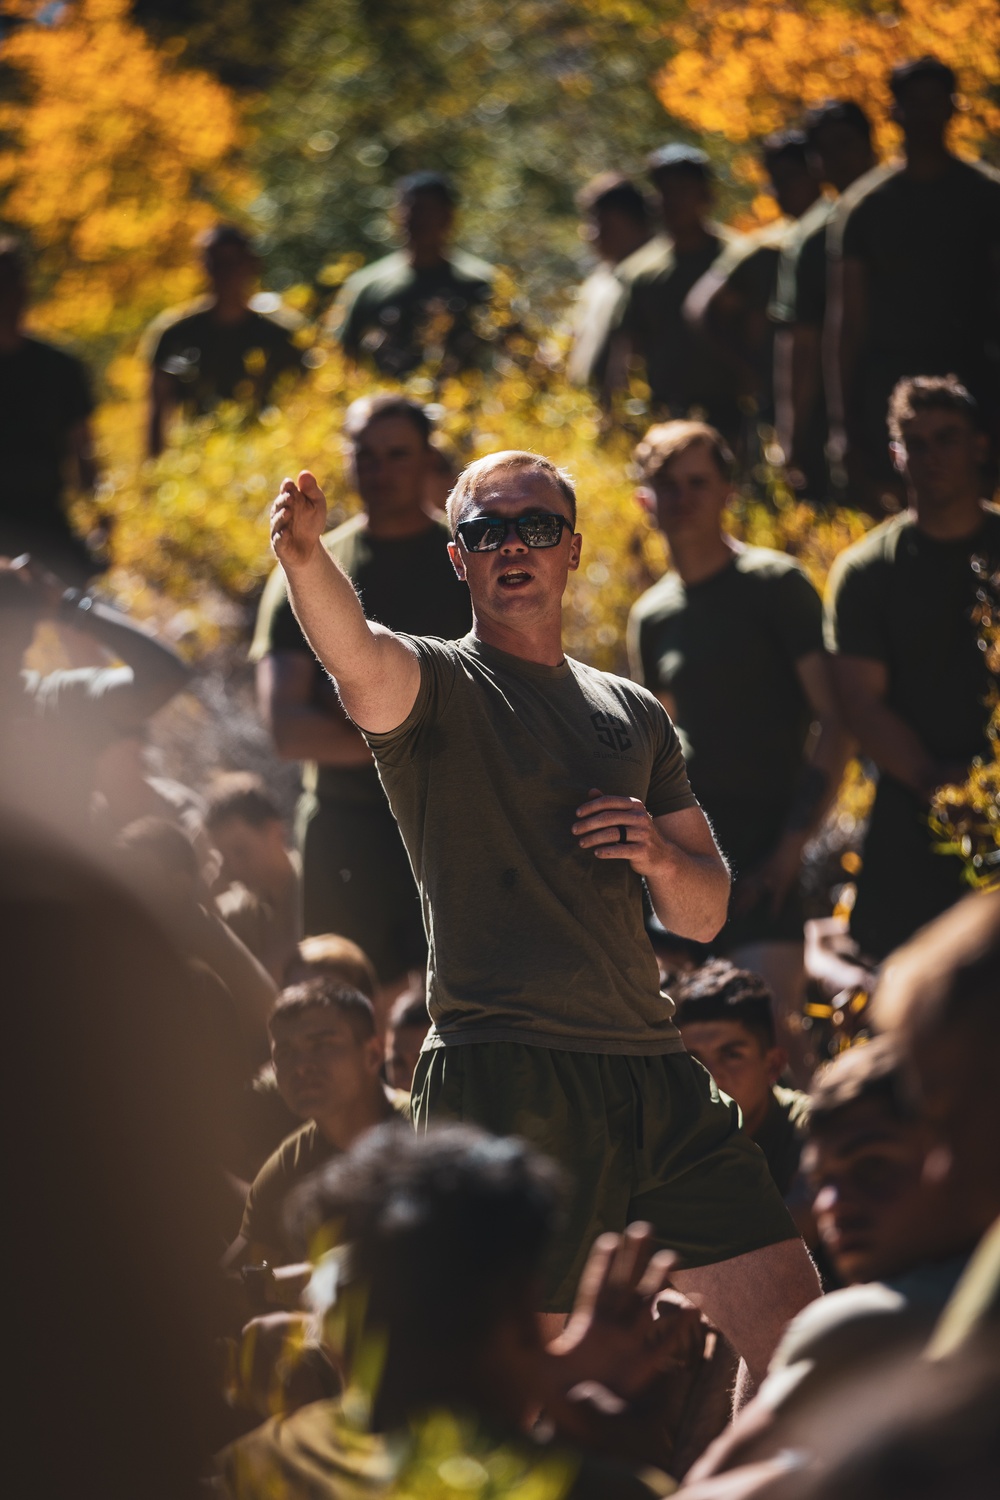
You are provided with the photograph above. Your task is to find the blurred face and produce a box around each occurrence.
[653,171,712,238]
[804,1099,940,1283]
[639,441,731,546]
[204,241,257,302]
[271,1006,382,1122]
[399,189,453,261]
[767,158,818,220]
[680,1019,782,1135]
[448,467,581,628]
[892,78,954,152]
[350,414,430,520]
[811,122,875,194]
[893,408,987,510]
[909,1026,1000,1226]
[210,815,282,893]
[385,1020,429,1092]
[591,204,644,265]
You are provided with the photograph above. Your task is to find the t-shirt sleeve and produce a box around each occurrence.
[361,634,458,766]
[793,226,829,327]
[839,191,876,262]
[762,565,825,663]
[641,692,698,818]
[824,550,887,661]
[239,1151,286,1257]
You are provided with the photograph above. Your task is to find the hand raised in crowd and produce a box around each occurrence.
[573,788,667,880]
[270,470,328,570]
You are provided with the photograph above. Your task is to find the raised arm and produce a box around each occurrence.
[270,470,421,734]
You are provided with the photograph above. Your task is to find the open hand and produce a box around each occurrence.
[270,470,327,570]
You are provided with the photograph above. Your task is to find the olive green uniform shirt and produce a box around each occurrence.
[364,634,698,1054]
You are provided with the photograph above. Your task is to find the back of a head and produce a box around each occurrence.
[646,142,712,187]
[808,1035,910,1132]
[672,957,777,1049]
[577,172,648,225]
[761,128,810,175]
[204,771,280,833]
[889,54,957,103]
[802,99,873,152]
[285,932,377,999]
[198,222,254,259]
[397,170,456,208]
[294,1124,562,1362]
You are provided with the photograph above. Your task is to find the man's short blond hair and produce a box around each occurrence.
[633,421,734,484]
[446,450,577,532]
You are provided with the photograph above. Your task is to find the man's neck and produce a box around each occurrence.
[208,293,251,326]
[669,531,739,586]
[911,495,986,541]
[471,612,567,667]
[364,505,436,540]
[903,144,954,183]
[670,223,715,255]
[314,1084,394,1152]
[406,247,449,273]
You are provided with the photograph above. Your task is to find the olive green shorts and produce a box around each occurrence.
[411,1042,797,1313]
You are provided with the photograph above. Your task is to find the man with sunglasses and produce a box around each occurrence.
[269,450,820,1392]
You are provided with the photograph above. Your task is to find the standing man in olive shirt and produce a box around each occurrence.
[334,172,496,379]
[825,375,1000,963]
[251,395,471,997]
[828,56,1000,508]
[268,445,819,1388]
[628,421,848,1079]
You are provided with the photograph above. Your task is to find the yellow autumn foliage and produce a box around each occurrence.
[0,0,252,350]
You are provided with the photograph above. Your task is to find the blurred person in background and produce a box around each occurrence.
[685,130,821,433]
[333,171,496,378]
[384,985,430,1092]
[206,771,302,985]
[771,100,877,500]
[252,394,471,1005]
[224,979,407,1273]
[824,375,1000,964]
[566,172,651,390]
[672,960,812,1217]
[607,145,742,440]
[144,223,303,457]
[0,238,100,584]
[628,421,849,1079]
[828,55,1000,509]
[0,556,191,841]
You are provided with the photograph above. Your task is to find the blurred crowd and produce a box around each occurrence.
[3,47,1000,1500]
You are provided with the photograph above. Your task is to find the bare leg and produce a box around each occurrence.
[671,1238,819,1391]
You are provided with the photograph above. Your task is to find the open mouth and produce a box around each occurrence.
[497,569,533,588]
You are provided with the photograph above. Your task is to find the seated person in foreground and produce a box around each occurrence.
[672,959,812,1210]
[225,978,407,1271]
[218,1125,700,1499]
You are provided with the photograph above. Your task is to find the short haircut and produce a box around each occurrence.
[291,1124,563,1358]
[646,143,713,185]
[446,450,577,532]
[633,420,735,484]
[116,817,199,882]
[269,977,376,1044]
[198,223,254,258]
[343,392,433,447]
[284,933,377,1000]
[890,55,957,102]
[802,99,873,150]
[388,989,428,1033]
[672,958,777,1050]
[887,374,982,441]
[761,129,811,173]
[809,1035,914,1131]
[576,172,649,225]
[396,170,456,207]
[203,772,281,832]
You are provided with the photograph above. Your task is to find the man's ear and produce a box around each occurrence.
[890,440,907,477]
[635,485,656,517]
[765,1046,787,1087]
[568,532,582,572]
[364,1034,384,1075]
[447,539,467,582]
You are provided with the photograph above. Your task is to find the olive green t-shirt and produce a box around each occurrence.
[753,1084,812,1199]
[144,299,303,414]
[627,547,824,873]
[334,248,496,377]
[250,515,472,801]
[771,195,836,330]
[364,634,698,1054]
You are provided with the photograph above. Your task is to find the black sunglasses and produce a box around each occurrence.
[455,512,572,552]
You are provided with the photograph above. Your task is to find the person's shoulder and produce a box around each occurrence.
[616,234,674,287]
[245,295,305,338]
[447,247,497,288]
[951,154,1000,194]
[769,1282,916,1379]
[141,296,215,353]
[834,161,904,241]
[341,250,409,300]
[735,545,813,584]
[831,513,910,578]
[573,658,668,719]
[629,569,685,625]
[18,334,88,374]
[256,1119,321,1184]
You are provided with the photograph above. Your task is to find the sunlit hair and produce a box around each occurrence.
[446,450,577,532]
[887,374,981,442]
[269,976,376,1044]
[284,932,378,1000]
[672,957,776,1050]
[809,1034,913,1131]
[633,420,734,484]
[204,771,280,831]
[343,392,433,447]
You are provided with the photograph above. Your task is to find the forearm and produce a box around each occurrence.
[270,702,373,766]
[846,700,941,798]
[282,545,380,694]
[646,842,730,945]
[781,718,852,843]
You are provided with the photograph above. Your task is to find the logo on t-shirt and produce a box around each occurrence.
[590,711,633,752]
